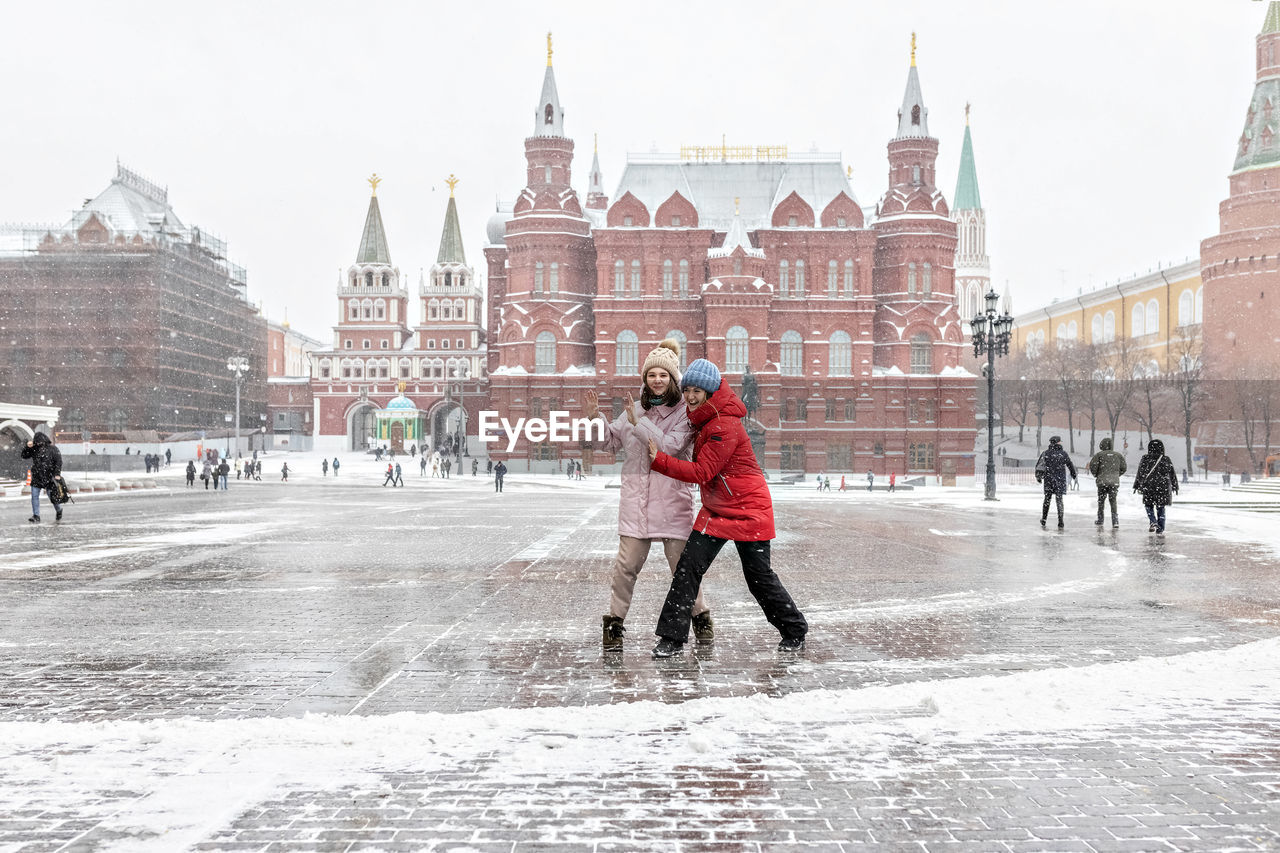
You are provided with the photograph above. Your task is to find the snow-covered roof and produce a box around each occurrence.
[612,157,855,230]
[69,163,185,235]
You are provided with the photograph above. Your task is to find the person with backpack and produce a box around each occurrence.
[647,358,808,658]
[21,432,64,523]
[331,457,340,477]
[1087,437,1126,528]
[1036,435,1077,529]
[1133,439,1178,534]
[280,462,290,482]
[383,463,395,487]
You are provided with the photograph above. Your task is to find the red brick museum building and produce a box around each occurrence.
[311,42,978,479]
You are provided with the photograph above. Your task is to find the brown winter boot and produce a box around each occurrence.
[692,611,715,643]
[602,615,625,651]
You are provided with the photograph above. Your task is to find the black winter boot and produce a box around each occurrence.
[652,638,684,658]
[691,611,714,643]
[602,615,625,651]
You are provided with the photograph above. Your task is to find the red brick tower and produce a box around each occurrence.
[488,35,598,459]
[1201,1,1280,379]
[335,175,411,363]
[872,35,963,375]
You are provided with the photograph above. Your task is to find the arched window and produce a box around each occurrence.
[631,260,642,295]
[614,260,625,294]
[910,333,932,374]
[1104,311,1116,342]
[349,300,359,321]
[778,260,789,295]
[678,260,690,297]
[319,358,331,379]
[361,298,373,320]
[377,358,391,378]
[794,260,805,293]
[398,358,411,379]
[780,330,803,376]
[1194,287,1203,324]
[1057,323,1069,340]
[1068,320,1078,338]
[454,298,465,319]
[1146,299,1159,335]
[827,260,838,295]
[535,332,556,374]
[374,299,386,320]
[911,104,921,126]
[1132,304,1145,338]
[441,302,452,320]
[663,260,673,297]
[352,360,364,378]
[444,271,452,287]
[908,262,917,295]
[616,330,639,374]
[428,299,439,320]
[1092,314,1104,342]
[544,104,554,125]
[665,330,688,370]
[364,271,373,287]
[534,261,544,294]
[725,326,749,373]
[381,272,389,287]
[828,331,852,376]
[549,262,559,293]
[922,262,932,296]
[843,259,854,295]
[1178,290,1194,326]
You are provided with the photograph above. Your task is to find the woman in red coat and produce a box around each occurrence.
[647,358,808,657]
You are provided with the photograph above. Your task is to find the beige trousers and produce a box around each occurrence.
[608,535,708,620]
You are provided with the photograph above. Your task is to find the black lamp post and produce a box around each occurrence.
[971,288,1014,500]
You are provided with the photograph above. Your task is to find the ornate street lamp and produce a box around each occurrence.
[971,289,1013,500]
[226,356,249,458]
[453,362,470,467]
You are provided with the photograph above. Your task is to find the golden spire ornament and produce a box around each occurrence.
[910,32,917,67]
[445,174,459,197]
[547,32,553,67]
[965,101,971,125]
[368,173,382,196]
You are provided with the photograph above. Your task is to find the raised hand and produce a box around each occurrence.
[624,392,638,426]
[648,439,658,461]
[584,390,600,420]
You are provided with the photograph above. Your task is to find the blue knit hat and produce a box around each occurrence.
[681,358,721,394]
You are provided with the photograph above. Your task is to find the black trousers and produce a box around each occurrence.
[1096,484,1119,521]
[1041,491,1064,520]
[656,530,807,642]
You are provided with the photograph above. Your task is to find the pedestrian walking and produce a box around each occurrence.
[165,448,172,466]
[816,473,825,491]
[21,433,65,523]
[393,462,403,487]
[201,460,213,490]
[443,457,452,479]
[839,475,846,491]
[486,459,493,475]
[254,459,263,480]
[823,476,831,492]
[647,358,807,658]
[1133,439,1178,534]
[332,457,340,477]
[587,338,711,652]
[217,459,230,490]
[1035,435,1078,529]
[420,455,427,476]
[889,472,896,493]
[281,462,290,482]
[322,458,329,477]
[866,470,874,492]
[383,463,395,486]
[1087,437,1126,528]
[185,460,196,488]
[472,458,478,476]
[493,460,507,493]
[234,458,243,480]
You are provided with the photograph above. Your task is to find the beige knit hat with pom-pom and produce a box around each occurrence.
[640,338,681,382]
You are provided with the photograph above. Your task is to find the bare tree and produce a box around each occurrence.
[1043,341,1083,453]
[1127,368,1175,449]
[1167,325,1208,476]
[1074,343,1106,456]
[998,350,1037,443]
[1235,372,1279,474]
[1098,336,1138,441]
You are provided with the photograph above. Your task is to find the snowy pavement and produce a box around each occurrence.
[1,462,1278,851]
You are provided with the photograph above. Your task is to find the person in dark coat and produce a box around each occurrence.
[1036,435,1077,529]
[1133,438,1178,534]
[332,457,340,477]
[648,358,808,657]
[185,460,196,488]
[493,460,507,493]
[1087,437,1127,527]
[21,432,64,522]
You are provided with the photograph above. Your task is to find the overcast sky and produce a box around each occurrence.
[1,1,1267,339]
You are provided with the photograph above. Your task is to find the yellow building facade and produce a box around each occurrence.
[1011,259,1203,373]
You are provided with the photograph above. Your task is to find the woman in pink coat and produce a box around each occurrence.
[585,339,712,651]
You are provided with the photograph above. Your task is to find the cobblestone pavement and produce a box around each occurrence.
[1,469,1278,852]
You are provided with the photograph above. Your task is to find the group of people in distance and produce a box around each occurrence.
[1036,434,1180,534]
[586,339,808,659]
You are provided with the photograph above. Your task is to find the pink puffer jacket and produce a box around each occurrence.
[597,402,696,540]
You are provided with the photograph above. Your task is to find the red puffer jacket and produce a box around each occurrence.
[651,380,775,541]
